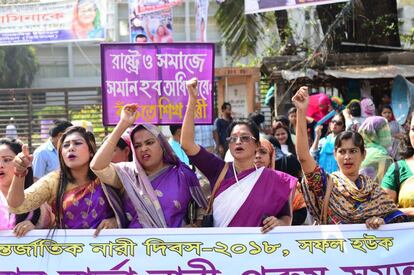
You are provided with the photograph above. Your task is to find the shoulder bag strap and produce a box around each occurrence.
[206,163,229,214]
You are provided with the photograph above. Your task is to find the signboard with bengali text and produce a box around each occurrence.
[245,0,349,15]
[0,224,414,274]
[100,43,214,126]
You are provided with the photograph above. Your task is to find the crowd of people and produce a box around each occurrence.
[1,78,413,237]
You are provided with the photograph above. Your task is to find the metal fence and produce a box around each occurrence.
[0,87,110,151]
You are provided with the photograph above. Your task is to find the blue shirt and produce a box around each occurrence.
[194,125,215,148]
[32,139,59,179]
[168,139,190,166]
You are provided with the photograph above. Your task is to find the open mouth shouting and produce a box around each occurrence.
[233,146,245,154]
[343,162,353,170]
[67,153,77,161]
[141,153,151,161]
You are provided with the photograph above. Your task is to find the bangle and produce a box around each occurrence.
[14,168,28,178]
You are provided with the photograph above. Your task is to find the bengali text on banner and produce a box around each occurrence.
[0,223,414,274]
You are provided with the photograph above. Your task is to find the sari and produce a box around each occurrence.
[8,170,123,229]
[301,166,407,224]
[58,179,115,229]
[359,116,393,183]
[190,146,297,227]
[112,124,207,228]
[1,192,16,229]
[382,160,414,211]
[0,190,52,230]
[260,138,305,224]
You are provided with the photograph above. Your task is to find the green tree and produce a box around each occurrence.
[215,0,273,61]
[0,46,39,88]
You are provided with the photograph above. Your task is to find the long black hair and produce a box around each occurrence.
[54,126,97,228]
[400,111,414,159]
[0,138,40,225]
[273,123,296,156]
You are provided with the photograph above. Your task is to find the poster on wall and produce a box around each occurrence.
[226,84,248,119]
[0,0,107,45]
[129,0,182,43]
[195,0,209,42]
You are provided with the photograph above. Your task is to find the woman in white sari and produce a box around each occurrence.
[181,78,297,232]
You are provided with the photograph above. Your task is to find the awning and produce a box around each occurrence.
[281,69,318,81]
[281,65,414,80]
[324,65,414,79]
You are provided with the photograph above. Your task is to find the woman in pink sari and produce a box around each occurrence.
[8,127,122,235]
[0,138,52,236]
[182,78,296,232]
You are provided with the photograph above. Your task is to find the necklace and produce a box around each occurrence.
[232,162,258,185]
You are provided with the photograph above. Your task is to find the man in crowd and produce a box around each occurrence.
[168,124,190,166]
[32,119,72,181]
[213,102,232,158]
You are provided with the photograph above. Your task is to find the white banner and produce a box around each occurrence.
[245,0,349,15]
[0,0,107,45]
[1,223,414,274]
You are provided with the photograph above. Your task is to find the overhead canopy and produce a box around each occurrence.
[280,65,414,80]
[324,65,414,79]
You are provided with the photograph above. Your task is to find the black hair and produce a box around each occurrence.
[0,138,40,225]
[227,119,260,144]
[55,126,96,228]
[400,111,414,159]
[379,104,393,114]
[49,120,73,138]
[273,124,296,156]
[116,137,133,162]
[248,112,265,127]
[274,115,290,128]
[288,107,297,115]
[348,101,361,117]
[334,131,365,154]
[135,33,147,41]
[169,124,182,136]
[331,112,346,131]
[221,102,231,112]
[263,134,281,149]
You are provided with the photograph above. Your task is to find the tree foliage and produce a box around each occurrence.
[0,46,39,88]
[215,0,273,61]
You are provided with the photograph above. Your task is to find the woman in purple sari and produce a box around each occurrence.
[181,78,297,233]
[8,127,122,235]
[90,105,207,228]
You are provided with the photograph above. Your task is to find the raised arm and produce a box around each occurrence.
[181,78,201,156]
[90,104,137,171]
[310,125,323,153]
[7,145,32,208]
[292,87,317,174]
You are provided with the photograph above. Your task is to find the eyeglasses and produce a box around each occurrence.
[226,135,256,144]
[331,120,344,126]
